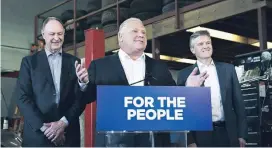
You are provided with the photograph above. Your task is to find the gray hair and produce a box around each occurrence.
[118,17,143,44]
[41,17,64,32]
[189,30,211,48]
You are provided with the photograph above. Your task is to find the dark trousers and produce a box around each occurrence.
[193,122,234,147]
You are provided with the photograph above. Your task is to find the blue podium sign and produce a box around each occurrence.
[96,86,212,132]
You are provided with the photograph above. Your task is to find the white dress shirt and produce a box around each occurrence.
[118,49,155,146]
[118,49,146,86]
[197,60,225,122]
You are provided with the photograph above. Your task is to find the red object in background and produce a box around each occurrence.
[1,71,19,78]
[84,29,105,147]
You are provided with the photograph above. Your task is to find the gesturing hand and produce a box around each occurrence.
[75,58,89,83]
[186,67,209,87]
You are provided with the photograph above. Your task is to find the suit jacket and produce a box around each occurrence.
[84,53,176,147]
[177,62,247,146]
[15,50,86,147]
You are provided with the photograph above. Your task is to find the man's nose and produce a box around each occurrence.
[53,34,60,41]
[138,32,144,38]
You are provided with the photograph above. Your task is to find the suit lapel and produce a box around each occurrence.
[112,53,129,85]
[193,63,200,74]
[215,62,226,103]
[60,53,71,96]
[39,50,55,88]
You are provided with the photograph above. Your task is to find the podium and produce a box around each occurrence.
[95,86,213,147]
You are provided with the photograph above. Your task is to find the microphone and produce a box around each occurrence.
[129,73,157,86]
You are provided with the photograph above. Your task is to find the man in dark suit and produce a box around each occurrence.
[177,30,247,147]
[15,17,89,147]
[83,18,176,147]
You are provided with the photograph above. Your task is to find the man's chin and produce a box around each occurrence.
[135,46,146,52]
[201,56,212,59]
[51,46,62,50]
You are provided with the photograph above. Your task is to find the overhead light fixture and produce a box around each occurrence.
[111,49,196,64]
[186,26,272,48]
[187,26,248,43]
[251,42,272,49]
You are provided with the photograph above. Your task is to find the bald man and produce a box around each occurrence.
[15,17,89,147]
[83,18,176,147]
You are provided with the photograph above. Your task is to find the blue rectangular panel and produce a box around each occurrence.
[96,86,212,132]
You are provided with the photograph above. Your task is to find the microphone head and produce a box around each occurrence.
[261,51,271,62]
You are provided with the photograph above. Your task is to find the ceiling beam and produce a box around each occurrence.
[103,0,266,52]
[64,0,267,54]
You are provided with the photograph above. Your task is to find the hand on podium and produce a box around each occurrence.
[186,67,208,87]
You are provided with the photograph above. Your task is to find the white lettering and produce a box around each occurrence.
[167,97,176,107]
[133,97,144,108]
[145,97,154,107]
[175,109,183,120]
[158,97,166,107]
[124,97,133,107]
[125,96,186,121]
[157,109,166,120]
[127,109,136,120]
[177,97,186,108]
[127,109,183,120]
[146,109,157,120]
[137,109,145,120]
[166,109,174,120]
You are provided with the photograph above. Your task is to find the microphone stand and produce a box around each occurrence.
[129,73,156,147]
[129,73,157,86]
[145,74,155,148]
[129,79,146,86]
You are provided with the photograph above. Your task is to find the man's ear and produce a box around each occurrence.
[190,47,195,54]
[41,30,45,39]
[118,32,123,42]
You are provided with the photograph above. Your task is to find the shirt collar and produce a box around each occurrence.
[118,49,145,61]
[45,49,62,57]
[197,59,215,69]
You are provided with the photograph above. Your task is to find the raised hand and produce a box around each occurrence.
[75,58,89,83]
[186,67,209,87]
